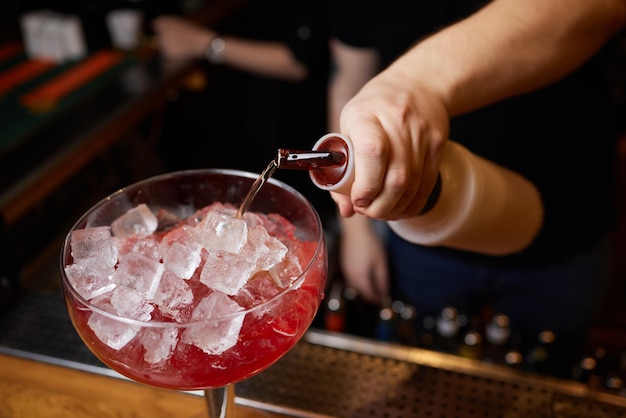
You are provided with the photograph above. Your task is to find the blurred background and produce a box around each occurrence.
[0,0,625,397]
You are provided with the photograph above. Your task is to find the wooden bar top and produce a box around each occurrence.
[0,353,278,417]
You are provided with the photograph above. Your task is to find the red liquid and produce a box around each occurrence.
[64,207,326,390]
[66,266,324,390]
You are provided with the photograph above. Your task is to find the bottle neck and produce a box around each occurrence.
[276,149,346,169]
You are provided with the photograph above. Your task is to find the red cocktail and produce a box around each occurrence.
[60,169,327,415]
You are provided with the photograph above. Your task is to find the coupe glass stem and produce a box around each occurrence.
[204,385,235,418]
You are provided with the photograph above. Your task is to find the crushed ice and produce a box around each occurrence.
[66,202,304,360]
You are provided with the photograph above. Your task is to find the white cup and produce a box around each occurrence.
[106,9,143,50]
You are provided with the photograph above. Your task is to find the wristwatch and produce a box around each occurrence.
[206,36,225,64]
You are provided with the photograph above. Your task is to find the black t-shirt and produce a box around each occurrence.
[332,0,619,266]
[158,0,336,223]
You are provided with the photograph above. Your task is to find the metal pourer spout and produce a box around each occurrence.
[276,149,346,170]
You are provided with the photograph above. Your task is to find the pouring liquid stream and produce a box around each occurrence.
[236,159,278,219]
[236,149,345,218]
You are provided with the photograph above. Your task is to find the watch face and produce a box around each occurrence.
[207,37,225,64]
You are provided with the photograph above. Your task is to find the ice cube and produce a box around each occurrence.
[140,327,179,364]
[159,226,202,257]
[113,235,161,260]
[162,241,202,280]
[269,251,303,289]
[110,286,154,321]
[88,313,139,350]
[186,211,248,254]
[153,270,194,321]
[200,250,256,296]
[263,213,296,238]
[186,202,235,227]
[112,252,164,300]
[233,272,282,311]
[88,294,139,350]
[242,211,265,229]
[64,256,116,300]
[155,208,180,231]
[70,226,117,267]
[111,203,158,238]
[181,292,244,355]
[241,226,288,271]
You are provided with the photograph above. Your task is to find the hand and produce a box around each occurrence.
[332,65,450,221]
[152,16,215,60]
[339,215,389,305]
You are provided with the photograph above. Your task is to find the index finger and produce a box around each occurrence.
[343,119,389,209]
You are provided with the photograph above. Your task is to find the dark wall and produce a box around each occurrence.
[0,1,23,42]
[0,0,186,47]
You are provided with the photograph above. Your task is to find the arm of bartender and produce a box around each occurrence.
[333,0,626,221]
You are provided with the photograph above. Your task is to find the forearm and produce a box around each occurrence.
[386,0,626,116]
[331,0,625,220]
[328,40,379,131]
[153,16,307,81]
[217,36,307,81]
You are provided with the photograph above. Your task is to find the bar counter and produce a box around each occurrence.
[0,352,288,418]
[2,321,626,417]
[0,353,207,418]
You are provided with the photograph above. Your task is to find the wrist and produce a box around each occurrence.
[342,214,371,231]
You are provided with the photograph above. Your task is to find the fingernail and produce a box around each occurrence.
[354,198,372,207]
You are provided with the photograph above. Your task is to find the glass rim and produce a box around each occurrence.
[59,168,324,327]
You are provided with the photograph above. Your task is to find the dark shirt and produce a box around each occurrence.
[332,0,620,266]
[158,0,335,223]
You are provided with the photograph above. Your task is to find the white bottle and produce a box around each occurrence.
[309,133,544,256]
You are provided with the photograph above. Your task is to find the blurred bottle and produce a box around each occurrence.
[455,310,470,335]
[503,333,525,370]
[593,347,610,374]
[604,373,624,395]
[393,300,418,346]
[525,330,556,375]
[458,327,483,360]
[376,304,395,342]
[435,306,460,353]
[307,133,544,256]
[482,313,512,364]
[341,285,379,338]
[418,315,437,350]
[324,280,346,332]
[571,355,598,384]
[586,347,625,393]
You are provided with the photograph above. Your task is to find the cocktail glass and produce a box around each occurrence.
[60,169,327,417]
